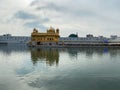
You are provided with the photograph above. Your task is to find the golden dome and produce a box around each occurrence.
[47,26,55,33]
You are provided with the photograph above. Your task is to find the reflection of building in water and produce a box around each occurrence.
[30,47,120,65]
[0,45,29,54]
[30,48,59,66]
[66,47,120,58]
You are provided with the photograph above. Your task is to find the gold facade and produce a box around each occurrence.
[31,27,60,45]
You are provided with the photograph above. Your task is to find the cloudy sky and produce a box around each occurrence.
[0,0,120,37]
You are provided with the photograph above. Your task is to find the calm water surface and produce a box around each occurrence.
[0,45,120,90]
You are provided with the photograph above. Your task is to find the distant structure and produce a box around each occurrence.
[0,34,30,44]
[0,26,120,47]
[27,27,120,47]
[30,27,60,46]
[69,34,78,38]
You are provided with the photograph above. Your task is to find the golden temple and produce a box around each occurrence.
[30,27,60,46]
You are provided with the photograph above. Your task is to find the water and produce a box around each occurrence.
[0,45,120,90]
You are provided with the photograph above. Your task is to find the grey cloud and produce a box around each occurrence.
[24,21,47,30]
[15,11,36,20]
[33,2,96,18]
[30,0,39,6]
[14,9,50,30]
[36,2,66,11]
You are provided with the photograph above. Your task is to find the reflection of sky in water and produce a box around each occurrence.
[0,45,120,90]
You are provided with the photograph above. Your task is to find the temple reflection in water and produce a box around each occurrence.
[0,45,120,66]
[30,48,59,66]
